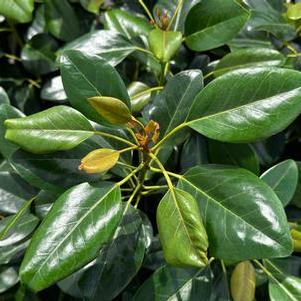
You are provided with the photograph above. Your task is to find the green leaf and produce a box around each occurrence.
[153,0,201,33]
[133,265,212,301]
[0,240,29,265]
[26,4,46,40]
[41,76,67,103]
[0,267,19,293]
[0,87,9,104]
[214,48,285,77]
[20,182,123,292]
[128,81,151,113]
[185,0,249,52]
[208,140,259,175]
[80,0,103,14]
[144,70,203,142]
[0,0,34,23]
[104,9,152,39]
[77,205,146,301]
[230,261,256,301]
[148,28,182,63]
[21,33,58,76]
[0,213,39,247]
[269,276,301,301]
[5,105,94,154]
[178,165,293,261]
[60,50,131,124]
[0,104,24,158]
[287,3,301,21]
[0,171,37,215]
[60,30,136,66]
[157,188,208,268]
[188,68,301,143]
[261,160,298,206]
[45,0,81,42]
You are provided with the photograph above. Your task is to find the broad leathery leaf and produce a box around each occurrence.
[5,106,94,154]
[0,267,19,294]
[41,76,67,103]
[20,182,123,292]
[208,140,259,175]
[269,276,301,301]
[104,9,152,39]
[0,213,39,247]
[0,240,29,265]
[26,4,46,40]
[60,30,136,66]
[261,160,298,206]
[0,87,9,104]
[148,28,182,63]
[0,0,34,23]
[214,48,285,77]
[79,148,119,174]
[60,50,131,124]
[153,0,201,33]
[178,165,293,261]
[157,188,208,268]
[230,261,256,301]
[0,171,37,215]
[185,0,249,52]
[188,68,301,143]
[128,81,151,113]
[133,265,212,301]
[0,104,24,158]
[45,0,80,42]
[88,96,132,125]
[144,70,203,142]
[78,205,146,301]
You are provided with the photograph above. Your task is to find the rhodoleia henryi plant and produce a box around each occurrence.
[2,0,301,300]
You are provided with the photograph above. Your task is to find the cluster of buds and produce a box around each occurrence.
[152,7,170,30]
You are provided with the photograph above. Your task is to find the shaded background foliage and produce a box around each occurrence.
[1,0,301,300]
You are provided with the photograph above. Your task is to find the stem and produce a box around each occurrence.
[150,166,182,179]
[143,184,168,190]
[117,163,144,187]
[94,131,137,147]
[134,46,156,57]
[0,196,37,240]
[138,0,156,24]
[4,53,22,62]
[167,0,184,31]
[116,161,137,170]
[203,71,214,80]
[118,145,138,154]
[151,122,187,151]
[159,62,169,85]
[132,86,163,99]
[127,128,139,145]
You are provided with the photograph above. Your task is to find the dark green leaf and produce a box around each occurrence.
[0,0,34,23]
[0,267,19,293]
[261,160,298,206]
[0,87,9,104]
[20,182,123,292]
[40,76,67,103]
[5,105,94,154]
[128,81,151,113]
[178,165,293,261]
[60,50,131,124]
[157,188,208,268]
[185,0,249,51]
[208,140,259,174]
[0,240,29,265]
[133,265,212,301]
[26,4,46,40]
[188,68,301,143]
[269,276,301,301]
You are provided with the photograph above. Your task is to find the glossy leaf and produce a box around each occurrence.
[287,3,301,21]
[79,148,119,174]
[230,261,256,301]
[80,0,103,14]
[149,28,182,63]
[208,140,259,175]
[261,160,298,206]
[60,50,131,124]
[20,182,123,292]
[157,188,208,268]
[40,76,67,103]
[133,265,212,301]
[0,104,24,158]
[0,240,29,265]
[0,0,34,23]
[0,87,9,104]
[88,96,132,125]
[5,105,94,154]
[128,81,151,113]
[45,0,80,42]
[144,70,203,142]
[214,48,285,77]
[188,68,301,143]
[185,0,249,51]
[178,165,293,261]
[104,9,152,39]
[269,276,301,301]
[0,267,19,293]
[77,205,146,301]
[61,30,136,66]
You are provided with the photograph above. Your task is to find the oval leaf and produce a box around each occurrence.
[188,68,301,143]
[20,182,123,292]
[5,106,93,154]
[157,188,208,268]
